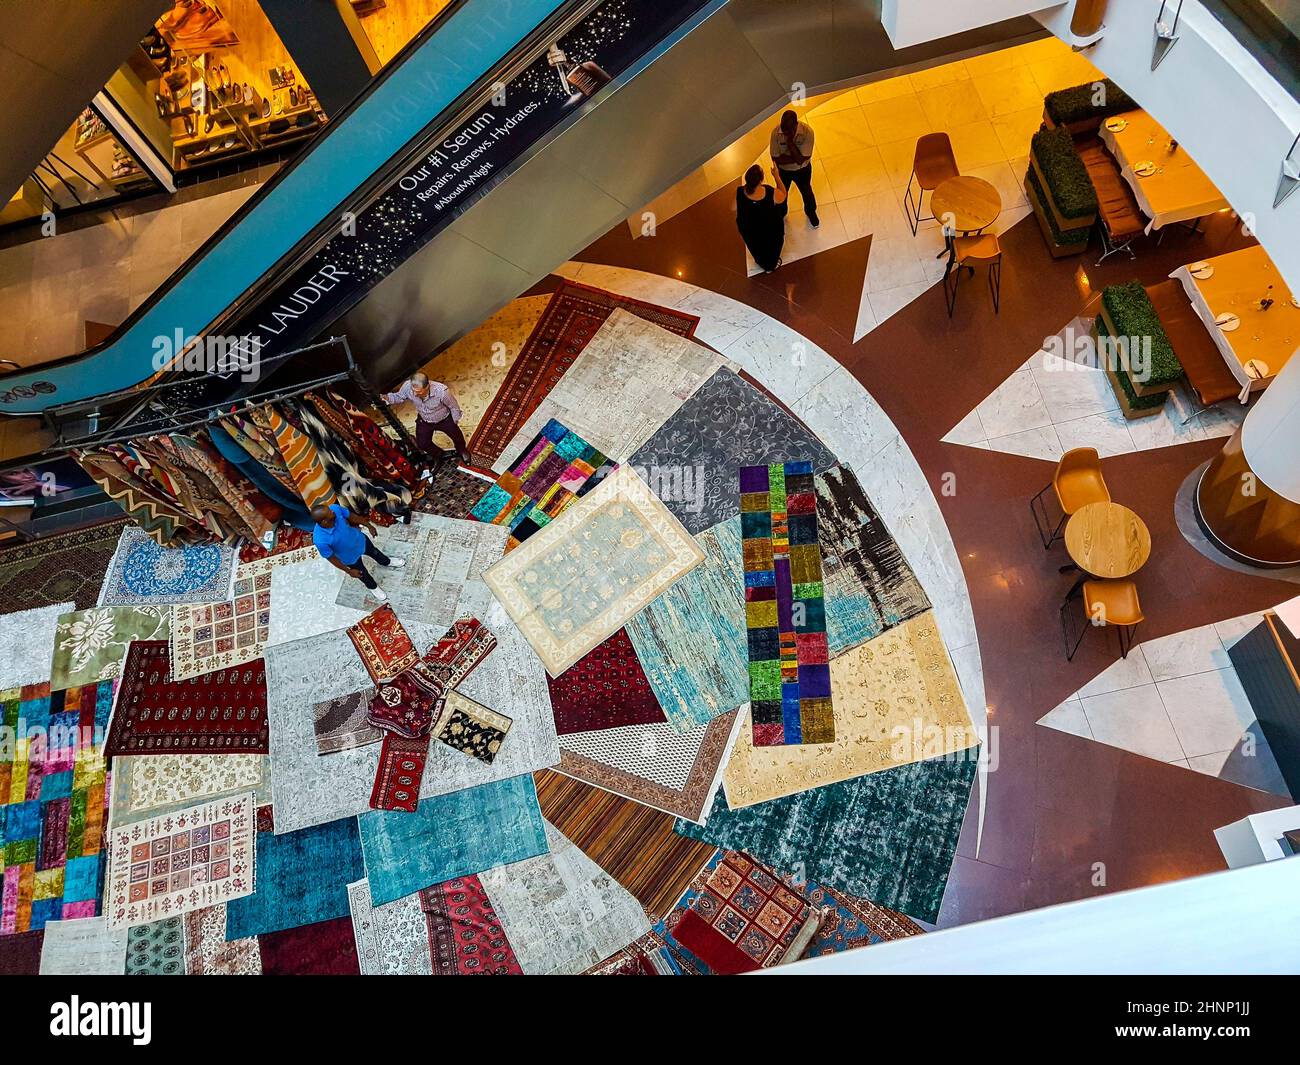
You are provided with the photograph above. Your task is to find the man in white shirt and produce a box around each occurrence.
[382,372,470,463]
[770,110,818,227]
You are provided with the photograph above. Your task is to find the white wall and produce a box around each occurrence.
[881,0,1064,48]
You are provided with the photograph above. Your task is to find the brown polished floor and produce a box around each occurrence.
[562,185,1293,926]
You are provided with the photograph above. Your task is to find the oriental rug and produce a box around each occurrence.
[800,877,925,956]
[477,820,652,976]
[545,628,666,735]
[110,753,267,819]
[469,281,699,466]
[369,733,429,814]
[0,518,128,613]
[434,691,512,764]
[484,465,705,677]
[471,419,615,548]
[259,916,360,975]
[312,690,379,755]
[0,602,74,690]
[419,875,522,975]
[103,791,256,929]
[628,367,837,535]
[104,641,268,758]
[534,768,716,920]
[740,461,835,747]
[38,916,126,974]
[677,753,980,923]
[358,774,547,906]
[491,309,722,470]
[182,904,261,975]
[168,562,276,682]
[411,462,498,520]
[98,526,236,607]
[348,879,432,976]
[347,604,419,684]
[1,679,114,933]
[723,612,978,808]
[50,605,170,689]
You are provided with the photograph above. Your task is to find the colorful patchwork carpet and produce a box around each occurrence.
[471,419,615,548]
[740,461,834,747]
[348,879,432,976]
[484,465,705,677]
[98,526,236,607]
[677,753,979,923]
[625,520,747,733]
[183,904,261,975]
[411,462,498,520]
[628,367,837,535]
[347,604,419,684]
[50,605,170,690]
[469,280,699,466]
[419,875,523,975]
[0,601,74,691]
[724,612,977,808]
[259,916,360,975]
[104,641,268,758]
[0,519,128,614]
[225,810,363,939]
[358,774,548,906]
[1,679,114,933]
[169,561,277,682]
[312,691,380,755]
[492,309,722,470]
[476,820,652,975]
[534,768,716,921]
[816,465,930,654]
[103,791,256,930]
[545,628,665,735]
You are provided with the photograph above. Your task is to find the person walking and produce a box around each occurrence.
[383,372,470,464]
[770,109,818,227]
[311,503,405,603]
[736,164,788,273]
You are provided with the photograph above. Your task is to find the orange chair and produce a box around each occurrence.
[1061,579,1144,660]
[904,132,959,236]
[1030,447,1110,548]
[943,233,1002,316]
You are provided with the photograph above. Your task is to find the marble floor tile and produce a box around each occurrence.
[943,407,986,446]
[864,236,927,293]
[984,424,1064,462]
[1052,409,1136,458]
[916,82,990,129]
[1213,611,1270,650]
[811,107,878,156]
[1080,685,1185,763]
[1077,649,1155,698]
[863,96,933,145]
[1030,359,1119,424]
[1157,668,1257,760]
[866,280,933,327]
[820,146,893,201]
[974,368,1053,439]
[1139,623,1233,682]
[1037,696,1091,740]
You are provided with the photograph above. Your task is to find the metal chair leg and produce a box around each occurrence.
[988,257,1002,314]
[904,170,921,235]
[1060,584,1089,661]
[944,257,962,317]
[1029,483,1067,548]
[1117,622,1139,659]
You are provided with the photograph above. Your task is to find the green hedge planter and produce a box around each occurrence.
[1100,281,1183,392]
[1031,126,1098,222]
[1044,78,1137,129]
[1025,166,1090,257]
[1095,315,1168,418]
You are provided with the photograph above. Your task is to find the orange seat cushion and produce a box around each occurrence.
[1083,580,1144,626]
[1054,468,1110,514]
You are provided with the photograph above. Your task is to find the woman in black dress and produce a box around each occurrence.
[735,164,788,272]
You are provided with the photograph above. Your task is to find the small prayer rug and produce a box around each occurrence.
[545,628,665,735]
[740,461,834,747]
[358,774,548,906]
[801,877,925,956]
[1,679,114,934]
[125,917,184,975]
[347,604,419,683]
[348,879,432,976]
[471,419,615,548]
[169,564,274,682]
[38,916,126,974]
[50,605,170,689]
[369,734,430,813]
[470,280,699,465]
[182,904,261,975]
[103,791,256,929]
[434,691,512,764]
[259,916,360,975]
[0,602,73,691]
[484,465,705,677]
[411,462,497,520]
[0,518,128,613]
[312,690,380,754]
[104,641,268,757]
[98,526,236,607]
[419,875,522,975]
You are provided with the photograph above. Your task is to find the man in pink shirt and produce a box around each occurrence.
[383,372,470,463]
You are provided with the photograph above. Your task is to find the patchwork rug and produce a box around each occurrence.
[628,367,837,535]
[545,628,665,735]
[347,604,419,684]
[470,280,699,466]
[259,916,360,975]
[419,875,522,975]
[125,917,184,975]
[535,768,717,920]
[104,641,268,758]
[103,791,256,929]
[471,419,615,548]
[411,462,498,520]
[98,526,236,607]
[0,602,73,690]
[484,465,705,677]
[555,709,744,824]
[182,904,261,975]
[312,690,380,754]
[1,679,114,933]
[740,461,834,747]
[0,518,127,613]
[109,753,268,820]
[491,308,722,470]
[169,560,278,682]
[677,753,979,923]
[358,774,548,906]
[50,605,171,689]
[816,466,929,654]
[348,879,432,976]
[38,916,126,975]
[625,520,747,733]
[724,613,977,808]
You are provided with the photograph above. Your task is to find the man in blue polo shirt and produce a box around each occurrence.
[312,503,405,603]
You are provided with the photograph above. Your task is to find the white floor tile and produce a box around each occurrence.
[1140,623,1233,682]
[1077,650,1155,698]
[866,281,933,325]
[974,367,1052,439]
[1157,668,1257,760]
[1038,696,1092,739]
[943,407,986,446]
[1081,684,1186,763]
[984,424,1064,462]
[1053,409,1136,458]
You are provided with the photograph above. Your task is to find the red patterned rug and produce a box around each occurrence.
[546,628,666,735]
[259,916,360,975]
[419,876,522,975]
[468,280,700,466]
[347,604,419,684]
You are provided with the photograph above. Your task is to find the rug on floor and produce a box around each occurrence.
[125,917,185,976]
[348,879,432,976]
[169,562,274,682]
[677,753,979,923]
[476,820,652,975]
[419,875,522,975]
[628,367,838,535]
[258,916,360,975]
[265,553,366,647]
[0,602,74,690]
[545,628,666,735]
[1,679,114,934]
[50,605,171,689]
[346,604,420,684]
[534,768,717,920]
[0,929,43,974]
[469,280,699,465]
[182,904,261,975]
[98,526,236,607]
[357,774,548,906]
[38,916,126,975]
[411,462,498,520]
[484,465,705,677]
[109,753,268,820]
[0,519,127,613]
[312,690,380,754]
[724,612,978,808]
[104,640,267,757]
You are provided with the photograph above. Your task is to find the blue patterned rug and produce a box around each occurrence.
[98,526,237,607]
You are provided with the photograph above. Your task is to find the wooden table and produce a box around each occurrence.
[1065,501,1152,578]
[931,176,1001,234]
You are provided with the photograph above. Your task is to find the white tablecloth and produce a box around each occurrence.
[1170,263,1256,399]
[1100,117,1230,234]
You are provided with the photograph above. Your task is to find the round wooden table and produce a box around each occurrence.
[931,176,1002,234]
[1064,501,1152,578]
